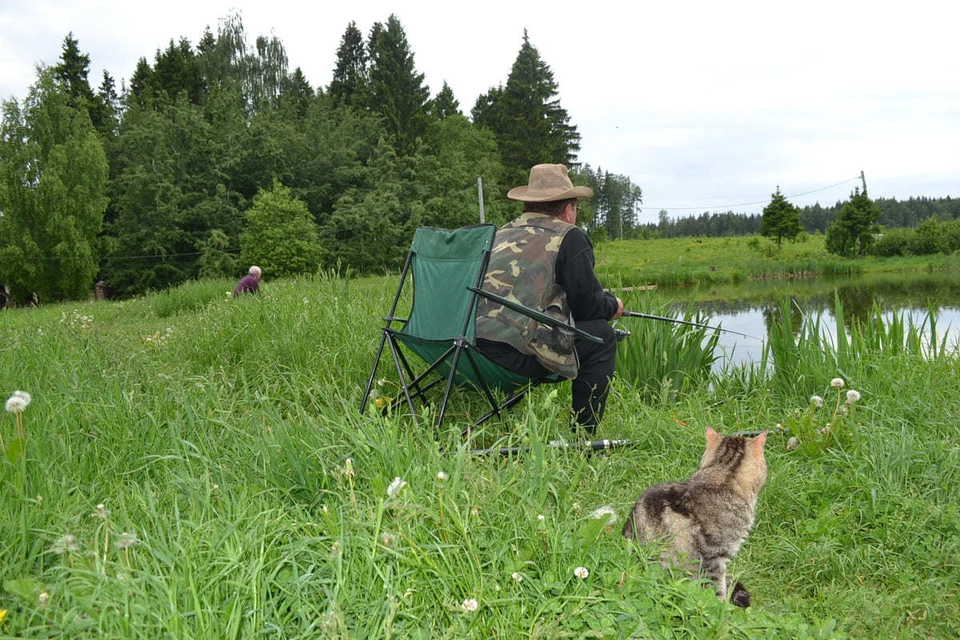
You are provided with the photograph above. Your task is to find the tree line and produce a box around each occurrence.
[0,14,642,303]
[643,194,960,249]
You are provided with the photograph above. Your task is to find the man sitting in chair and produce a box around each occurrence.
[475,164,624,433]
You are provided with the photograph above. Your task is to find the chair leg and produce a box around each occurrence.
[360,330,391,413]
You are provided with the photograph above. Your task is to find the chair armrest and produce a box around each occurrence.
[468,287,603,344]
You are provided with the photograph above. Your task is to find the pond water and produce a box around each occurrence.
[652,272,960,369]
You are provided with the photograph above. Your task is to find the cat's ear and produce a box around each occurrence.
[705,426,721,446]
[751,431,768,450]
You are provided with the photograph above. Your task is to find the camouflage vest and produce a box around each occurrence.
[475,212,579,379]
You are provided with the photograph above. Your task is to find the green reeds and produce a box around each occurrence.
[616,299,720,402]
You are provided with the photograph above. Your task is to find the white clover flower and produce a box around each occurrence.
[437,471,448,483]
[846,390,861,404]
[830,378,845,389]
[39,591,49,606]
[461,598,479,613]
[591,505,618,525]
[787,436,800,451]
[537,514,545,522]
[810,395,824,407]
[574,566,589,580]
[819,426,831,436]
[386,477,407,498]
[511,571,523,583]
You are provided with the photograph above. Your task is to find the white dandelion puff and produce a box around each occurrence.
[115,531,139,550]
[461,598,479,613]
[591,505,618,525]
[574,566,589,580]
[830,378,845,389]
[787,436,800,451]
[846,390,861,404]
[386,477,407,498]
[810,395,824,407]
[51,534,79,555]
[437,471,448,482]
[511,572,523,583]
[5,390,31,413]
[537,514,545,522]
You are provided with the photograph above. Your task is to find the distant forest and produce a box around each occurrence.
[0,10,953,304]
[643,196,960,239]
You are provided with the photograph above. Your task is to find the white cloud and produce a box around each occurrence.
[1,0,957,215]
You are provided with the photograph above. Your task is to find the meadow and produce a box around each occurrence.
[1,256,958,638]
[594,233,960,289]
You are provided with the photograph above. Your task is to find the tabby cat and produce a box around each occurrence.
[623,426,768,607]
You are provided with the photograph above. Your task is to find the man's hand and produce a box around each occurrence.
[613,296,624,320]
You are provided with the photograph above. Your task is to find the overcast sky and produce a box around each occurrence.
[2,0,957,223]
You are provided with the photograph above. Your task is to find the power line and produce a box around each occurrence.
[644,176,862,212]
[0,249,241,262]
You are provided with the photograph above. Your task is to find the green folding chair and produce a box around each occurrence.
[360,224,602,431]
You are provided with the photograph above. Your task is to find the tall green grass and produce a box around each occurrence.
[1,274,958,638]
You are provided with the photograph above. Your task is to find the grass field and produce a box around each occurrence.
[594,233,960,289]
[1,262,958,638]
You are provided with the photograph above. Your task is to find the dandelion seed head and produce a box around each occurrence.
[574,566,589,579]
[511,571,523,582]
[115,532,139,550]
[51,534,79,555]
[591,505,618,525]
[846,390,861,404]
[436,471,448,482]
[343,458,355,478]
[810,395,824,407]
[537,514,545,522]
[831,378,845,388]
[819,426,831,436]
[461,598,479,612]
[39,592,49,606]
[94,504,109,519]
[386,477,407,498]
[5,392,29,413]
[786,436,800,451]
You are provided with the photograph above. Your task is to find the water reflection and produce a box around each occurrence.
[665,273,960,369]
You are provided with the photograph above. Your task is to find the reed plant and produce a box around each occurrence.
[0,273,958,638]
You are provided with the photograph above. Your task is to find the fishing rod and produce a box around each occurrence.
[468,438,637,456]
[620,310,760,340]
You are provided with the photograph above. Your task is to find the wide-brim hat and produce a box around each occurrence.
[507,164,594,202]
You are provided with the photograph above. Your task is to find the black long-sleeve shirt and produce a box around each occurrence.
[555,227,619,322]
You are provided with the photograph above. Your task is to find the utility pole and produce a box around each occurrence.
[477,177,485,223]
[860,170,867,195]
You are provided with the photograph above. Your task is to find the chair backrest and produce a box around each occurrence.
[403,224,496,343]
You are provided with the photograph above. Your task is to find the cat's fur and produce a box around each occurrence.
[623,426,768,606]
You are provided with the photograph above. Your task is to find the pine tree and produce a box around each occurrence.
[826,187,882,257]
[328,21,369,108]
[53,32,96,112]
[366,14,430,156]
[760,187,802,246]
[429,81,461,120]
[472,30,580,187]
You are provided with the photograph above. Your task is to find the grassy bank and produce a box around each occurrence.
[1,274,958,638]
[595,234,960,288]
